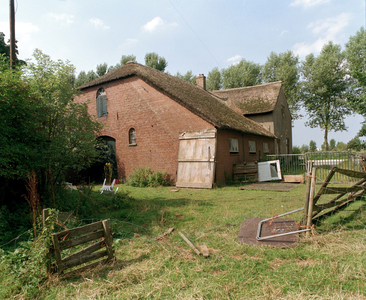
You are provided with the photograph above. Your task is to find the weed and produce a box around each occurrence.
[127,166,169,187]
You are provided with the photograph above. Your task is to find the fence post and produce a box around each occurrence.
[302,162,313,225]
[306,167,317,237]
[102,219,114,261]
[42,209,53,275]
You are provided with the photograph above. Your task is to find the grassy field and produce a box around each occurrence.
[1,183,366,299]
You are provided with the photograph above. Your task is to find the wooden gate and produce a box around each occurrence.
[176,129,216,189]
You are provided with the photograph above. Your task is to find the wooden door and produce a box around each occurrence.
[176,129,216,189]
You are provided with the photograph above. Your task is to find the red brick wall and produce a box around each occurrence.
[215,130,275,184]
[74,76,215,182]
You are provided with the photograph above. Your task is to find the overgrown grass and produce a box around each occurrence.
[1,183,366,299]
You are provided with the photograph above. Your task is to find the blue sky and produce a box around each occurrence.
[0,0,365,148]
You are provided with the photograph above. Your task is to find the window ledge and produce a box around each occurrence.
[129,143,137,147]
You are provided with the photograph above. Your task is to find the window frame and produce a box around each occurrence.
[229,138,239,154]
[96,88,108,118]
[129,128,136,146]
[248,140,256,154]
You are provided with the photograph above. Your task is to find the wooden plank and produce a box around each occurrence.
[63,250,108,270]
[54,221,103,240]
[306,167,317,237]
[301,167,313,225]
[179,129,216,140]
[333,167,366,179]
[178,159,213,163]
[318,186,365,195]
[52,234,64,274]
[43,209,52,275]
[155,228,174,241]
[178,231,201,256]
[58,230,104,250]
[312,167,336,205]
[176,182,213,189]
[62,241,104,264]
[314,196,360,210]
[102,219,114,261]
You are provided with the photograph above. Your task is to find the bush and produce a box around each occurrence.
[127,167,169,187]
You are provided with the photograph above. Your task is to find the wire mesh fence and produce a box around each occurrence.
[266,151,365,183]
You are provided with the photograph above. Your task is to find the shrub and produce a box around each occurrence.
[127,167,169,187]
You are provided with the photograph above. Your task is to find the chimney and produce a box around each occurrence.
[196,74,206,90]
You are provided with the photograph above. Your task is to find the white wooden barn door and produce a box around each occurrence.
[176,129,217,189]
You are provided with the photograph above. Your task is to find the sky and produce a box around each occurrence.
[0,0,365,148]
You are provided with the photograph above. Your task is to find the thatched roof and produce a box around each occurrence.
[79,62,275,138]
[211,82,282,115]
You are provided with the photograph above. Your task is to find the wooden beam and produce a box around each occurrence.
[58,230,104,250]
[178,231,201,256]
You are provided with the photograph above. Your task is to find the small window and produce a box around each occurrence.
[129,128,136,145]
[249,141,256,154]
[263,142,269,154]
[96,88,107,118]
[229,138,239,153]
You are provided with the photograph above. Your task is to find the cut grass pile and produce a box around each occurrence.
[1,183,366,299]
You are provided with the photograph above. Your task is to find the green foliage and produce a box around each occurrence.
[346,137,364,151]
[127,167,169,187]
[292,146,301,154]
[86,70,98,82]
[300,144,309,153]
[144,52,168,72]
[222,59,262,89]
[206,67,222,90]
[120,54,136,66]
[309,140,317,152]
[75,70,88,87]
[301,42,351,151]
[329,139,336,151]
[345,27,366,116]
[175,70,196,84]
[0,56,46,179]
[262,50,300,119]
[336,141,347,151]
[96,63,108,77]
[0,209,57,298]
[23,49,103,198]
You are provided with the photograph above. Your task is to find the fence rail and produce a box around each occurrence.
[266,151,365,183]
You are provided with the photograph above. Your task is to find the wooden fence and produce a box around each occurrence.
[301,165,366,233]
[44,210,114,275]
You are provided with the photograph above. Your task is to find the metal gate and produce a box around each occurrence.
[176,129,216,189]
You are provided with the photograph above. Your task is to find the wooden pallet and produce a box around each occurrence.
[233,161,258,182]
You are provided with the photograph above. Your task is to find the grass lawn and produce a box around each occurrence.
[1,183,366,299]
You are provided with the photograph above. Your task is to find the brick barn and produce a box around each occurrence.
[75,62,291,188]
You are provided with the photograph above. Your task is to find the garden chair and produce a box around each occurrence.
[100,179,119,194]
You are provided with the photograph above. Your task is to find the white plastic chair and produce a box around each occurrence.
[100,179,119,194]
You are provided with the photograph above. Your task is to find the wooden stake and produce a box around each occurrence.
[178,231,201,256]
[155,228,174,241]
[306,167,317,238]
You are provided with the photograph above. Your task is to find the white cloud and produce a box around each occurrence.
[280,30,289,36]
[227,55,242,63]
[290,0,330,8]
[142,17,177,32]
[89,18,110,30]
[293,13,351,57]
[47,13,74,25]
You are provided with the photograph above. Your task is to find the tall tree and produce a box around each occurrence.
[301,42,351,151]
[262,51,300,119]
[206,67,222,90]
[108,54,137,72]
[75,70,88,87]
[96,63,108,77]
[221,59,261,89]
[86,70,98,82]
[345,27,366,116]
[144,52,167,72]
[309,140,317,152]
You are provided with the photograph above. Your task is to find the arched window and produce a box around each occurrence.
[96,88,107,117]
[129,128,136,145]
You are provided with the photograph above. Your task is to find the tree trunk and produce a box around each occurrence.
[324,127,328,152]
